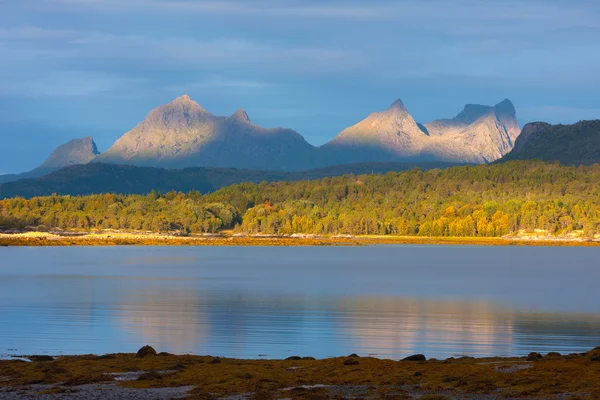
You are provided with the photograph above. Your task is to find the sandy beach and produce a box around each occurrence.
[1,231,599,247]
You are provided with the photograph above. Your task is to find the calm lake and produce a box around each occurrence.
[1,245,599,360]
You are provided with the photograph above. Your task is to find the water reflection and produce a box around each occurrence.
[335,297,515,358]
[116,288,208,354]
[1,246,600,359]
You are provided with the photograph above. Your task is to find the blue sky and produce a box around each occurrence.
[1,0,600,173]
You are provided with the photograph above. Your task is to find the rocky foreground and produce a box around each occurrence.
[1,346,600,399]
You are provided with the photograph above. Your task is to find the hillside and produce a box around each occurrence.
[1,161,599,237]
[0,161,460,199]
[500,120,600,165]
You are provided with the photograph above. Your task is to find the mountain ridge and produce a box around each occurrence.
[500,119,600,165]
[0,161,464,199]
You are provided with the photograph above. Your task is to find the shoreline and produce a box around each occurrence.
[1,231,600,247]
[2,347,600,399]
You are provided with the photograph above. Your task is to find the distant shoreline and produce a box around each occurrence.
[1,231,599,247]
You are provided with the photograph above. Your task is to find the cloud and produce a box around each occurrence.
[39,0,600,32]
[0,27,362,76]
[164,77,268,92]
[0,70,145,97]
[0,27,77,40]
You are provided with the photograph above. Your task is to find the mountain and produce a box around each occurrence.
[500,120,600,165]
[321,99,519,165]
[96,95,318,171]
[0,161,462,199]
[38,136,100,170]
[0,137,99,184]
[320,99,429,164]
[422,99,520,163]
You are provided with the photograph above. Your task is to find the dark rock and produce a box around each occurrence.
[414,371,422,377]
[135,345,157,358]
[285,356,302,361]
[301,357,316,360]
[29,355,54,362]
[343,358,359,366]
[588,348,600,362]
[210,357,222,364]
[526,352,542,361]
[158,352,173,356]
[402,354,426,362]
[169,363,187,371]
[137,371,163,381]
[348,353,360,358]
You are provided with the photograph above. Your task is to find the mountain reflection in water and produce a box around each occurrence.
[1,246,599,359]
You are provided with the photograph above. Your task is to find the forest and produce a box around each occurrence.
[1,161,600,237]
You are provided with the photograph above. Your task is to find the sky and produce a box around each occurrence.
[1,0,600,173]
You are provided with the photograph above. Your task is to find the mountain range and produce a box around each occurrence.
[321,98,519,165]
[96,95,519,169]
[2,95,599,199]
[0,95,520,185]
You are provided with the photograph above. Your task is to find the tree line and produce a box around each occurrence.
[1,161,599,237]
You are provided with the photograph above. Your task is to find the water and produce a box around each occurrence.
[1,245,599,360]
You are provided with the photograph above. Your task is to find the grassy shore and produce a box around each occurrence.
[0,231,599,247]
[2,348,600,399]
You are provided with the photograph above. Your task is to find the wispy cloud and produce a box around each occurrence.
[165,77,269,92]
[40,0,600,32]
[0,27,77,40]
[0,70,146,97]
[0,27,362,74]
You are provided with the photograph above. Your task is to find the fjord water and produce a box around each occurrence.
[1,246,599,360]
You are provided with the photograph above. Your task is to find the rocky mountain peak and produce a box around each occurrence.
[172,94,194,104]
[142,94,215,131]
[229,109,251,123]
[494,98,516,117]
[455,104,493,124]
[162,94,208,113]
[388,98,408,113]
[39,137,100,169]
